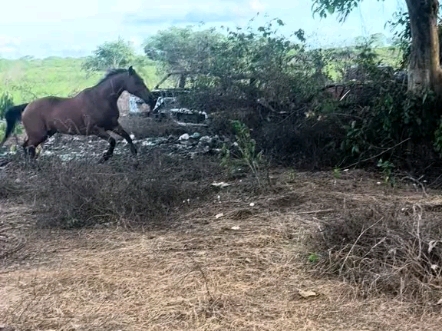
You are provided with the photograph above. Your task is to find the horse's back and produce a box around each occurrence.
[24,96,70,114]
[22,95,88,135]
[31,96,70,107]
[23,96,68,123]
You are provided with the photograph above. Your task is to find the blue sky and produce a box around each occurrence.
[0,0,405,59]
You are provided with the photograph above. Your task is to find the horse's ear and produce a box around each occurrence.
[128,66,135,75]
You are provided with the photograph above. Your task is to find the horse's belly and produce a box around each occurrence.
[49,116,90,135]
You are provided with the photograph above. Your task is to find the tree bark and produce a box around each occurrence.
[405,0,442,95]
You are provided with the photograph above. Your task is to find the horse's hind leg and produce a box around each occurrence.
[22,139,37,160]
[22,138,29,156]
[111,124,137,157]
[23,130,54,159]
[24,137,46,160]
[21,137,41,169]
[94,127,116,163]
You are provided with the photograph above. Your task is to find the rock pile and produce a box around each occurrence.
[0,132,228,163]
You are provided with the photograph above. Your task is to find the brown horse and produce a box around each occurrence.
[0,66,155,163]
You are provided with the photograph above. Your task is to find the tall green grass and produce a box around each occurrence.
[0,57,160,104]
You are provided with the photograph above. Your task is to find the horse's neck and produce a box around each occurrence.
[95,75,127,103]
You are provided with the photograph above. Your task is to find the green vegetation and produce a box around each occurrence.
[220,120,265,185]
[81,38,159,86]
[0,56,159,104]
[0,57,98,103]
[0,24,410,168]
[0,19,432,175]
[0,25,402,106]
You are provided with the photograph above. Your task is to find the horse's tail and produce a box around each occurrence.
[0,103,28,147]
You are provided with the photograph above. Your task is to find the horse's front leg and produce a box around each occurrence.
[94,127,116,163]
[111,124,137,157]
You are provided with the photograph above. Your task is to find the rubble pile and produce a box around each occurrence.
[0,131,228,163]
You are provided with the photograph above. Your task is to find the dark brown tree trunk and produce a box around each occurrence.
[179,74,186,88]
[439,26,442,64]
[405,0,442,94]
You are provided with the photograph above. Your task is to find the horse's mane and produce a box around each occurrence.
[97,68,128,85]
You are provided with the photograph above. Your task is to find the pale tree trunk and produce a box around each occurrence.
[405,0,442,95]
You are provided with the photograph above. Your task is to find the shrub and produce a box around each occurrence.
[30,153,222,228]
[309,202,442,303]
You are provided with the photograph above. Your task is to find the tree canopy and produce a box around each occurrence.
[143,26,225,74]
[82,38,136,72]
[311,0,384,22]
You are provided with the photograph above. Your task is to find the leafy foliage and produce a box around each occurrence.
[140,17,442,170]
[146,20,327,114]
[387,7,442,69]
[220,120,264,181]
[144,26,224,75]
[330,42,439,169]
[82,38,136,72]
[311,0,384,22]
[220,120,266,187]
[81,38,159,86]
[386,11,411,69]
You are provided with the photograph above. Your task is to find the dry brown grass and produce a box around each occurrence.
[0,172,25,200]
[305,174,442,303]
[1,169,442,330]
[23,152,223,229]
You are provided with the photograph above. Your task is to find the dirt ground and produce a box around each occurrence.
[2,87,441,330]
[2,163,442,331]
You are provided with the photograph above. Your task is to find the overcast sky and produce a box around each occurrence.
[0,0,405,59]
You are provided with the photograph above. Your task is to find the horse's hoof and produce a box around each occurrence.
[98,153,111,164]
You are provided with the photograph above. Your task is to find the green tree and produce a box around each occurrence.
[369,33,386,48]
[143,26,225,75]
[82,38,136,72]
[143,20,320,111]
[312,0,442,96]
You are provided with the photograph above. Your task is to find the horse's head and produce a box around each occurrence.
[125,66,156,111]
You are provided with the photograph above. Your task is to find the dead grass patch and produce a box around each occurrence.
[2,168,442,330]
[309,191,442,304]
[2,207,442,331]
[26,153,224,229]
[0,178,22,200]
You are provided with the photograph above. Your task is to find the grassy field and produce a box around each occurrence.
[0,57,160,104]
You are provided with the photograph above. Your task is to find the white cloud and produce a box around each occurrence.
[0,46,17,54]
[1,0,104,23]
[124,0,259,24]
[250,0,265,12]
[0,36,21,55]
[110,0,144,13]
[0,36,21,46]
